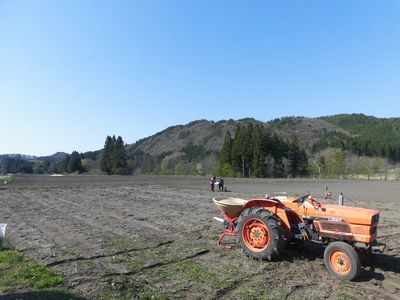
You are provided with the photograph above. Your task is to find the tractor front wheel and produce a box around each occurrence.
[235,207,285,261]
[324,241,361,281]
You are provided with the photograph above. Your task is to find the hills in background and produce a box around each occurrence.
[125,114,400,177]
[2,113,400,178]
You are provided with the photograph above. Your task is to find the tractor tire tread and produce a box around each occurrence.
[323,241,361,281]
[236,206,285,261]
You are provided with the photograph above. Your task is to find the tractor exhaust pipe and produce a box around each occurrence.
[0,223,7,250]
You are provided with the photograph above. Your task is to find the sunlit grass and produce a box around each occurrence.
[0,250,64,292]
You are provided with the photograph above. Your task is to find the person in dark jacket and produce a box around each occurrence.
[218,178,224,191]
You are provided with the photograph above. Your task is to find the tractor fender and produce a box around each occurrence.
[242,199,291,233]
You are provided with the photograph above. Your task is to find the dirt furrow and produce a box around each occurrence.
[1,175,399,300]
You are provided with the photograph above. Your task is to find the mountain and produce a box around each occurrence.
[124,116,349,175]
[0,152,68,174]
[123,113,400,175]
[128,119,238,156]
[0,152,67,162]
[3,113,400,176]
[36,152,68,162]
[127,117,348,156]
[320,114,400,137]
[265,116,350,148]
[315,114,400,162]
[126,119,262,174]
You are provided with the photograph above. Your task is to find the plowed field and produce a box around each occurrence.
[0,175,399,299]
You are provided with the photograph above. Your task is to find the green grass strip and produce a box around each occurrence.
[0,250,64,292]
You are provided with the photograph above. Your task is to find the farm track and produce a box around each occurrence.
[0,175,400,299]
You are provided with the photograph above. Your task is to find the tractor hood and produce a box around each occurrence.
[320,204,379,225]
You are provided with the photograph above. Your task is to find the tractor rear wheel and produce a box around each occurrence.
[235,206,285,261]
[324,241,361,281]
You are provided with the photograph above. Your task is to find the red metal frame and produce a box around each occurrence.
[217,212,237,248]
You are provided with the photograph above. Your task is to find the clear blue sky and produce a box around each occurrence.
[1,1,399,156]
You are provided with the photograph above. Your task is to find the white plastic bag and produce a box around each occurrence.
[0,223,7,250]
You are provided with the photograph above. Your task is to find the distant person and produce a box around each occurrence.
[218,178,224,192]
[210,176,216,192]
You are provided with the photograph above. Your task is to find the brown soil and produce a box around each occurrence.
[0,175,399,299]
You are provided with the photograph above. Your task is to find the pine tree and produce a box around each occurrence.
[244,123,254,173]
[100,135,130,175]
[231,124,243,173]
[220,131,233,164]
[114,136,128,174]
[100,136,114,175]
[62,154,70,173]
[287,142,309,177]
[67,151,83,173]
[111,135,117,173]
[231,124,248,176]
[215,130,236,177]
[231,123,253,177]
[217,122,308,178]
[251,124,264,177]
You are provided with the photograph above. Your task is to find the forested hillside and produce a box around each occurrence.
[1,114,400,179]
[263,114,400,179]
[125,119,249,175]
[215,123,308,178]
[316,114,400,162]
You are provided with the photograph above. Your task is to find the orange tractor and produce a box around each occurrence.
[213,190,385,281]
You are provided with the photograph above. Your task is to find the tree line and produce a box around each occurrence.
[3,114,400,179]
[100,135,130,175]
[312,131,400,164]
[0,151,85,174]
[0,135,130,175]
[308,148,400,180]
[317,114,400,163]
[215,123,308,178]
